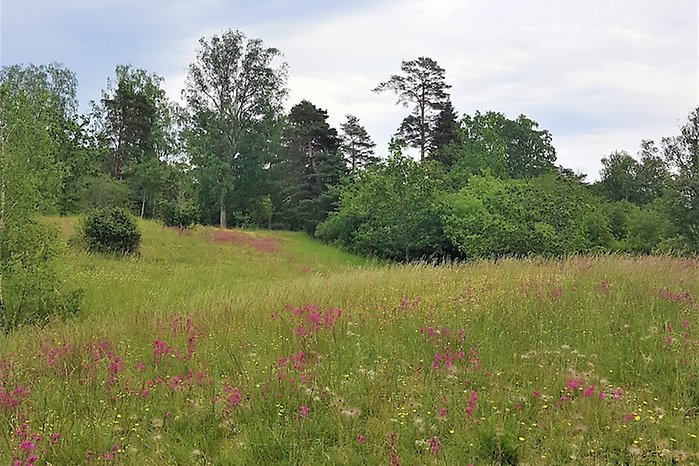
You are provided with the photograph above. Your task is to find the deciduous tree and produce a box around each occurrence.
[0,64,81,329]
[183,29,287,228]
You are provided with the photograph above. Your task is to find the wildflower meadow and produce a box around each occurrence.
[1,219,697,465]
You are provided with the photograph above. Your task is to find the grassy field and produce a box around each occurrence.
[1,218,698,465]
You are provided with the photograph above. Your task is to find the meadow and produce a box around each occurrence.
[1,219,697,465]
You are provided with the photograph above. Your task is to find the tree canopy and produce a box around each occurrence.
[374,57,451,161]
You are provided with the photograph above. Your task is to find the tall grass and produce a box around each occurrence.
[1,219,697,464]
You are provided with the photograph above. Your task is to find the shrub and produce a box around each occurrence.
[82,208,142,255]
[81,175,131,210]
[1,220,82,331]
[161,199,198,229]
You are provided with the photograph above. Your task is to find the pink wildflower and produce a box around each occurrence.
[582,385,595,397]
[356,433,365,445]
[389,452,400,466]
[19,441,35,452]
[298,404,309,421]
[566,378,584,391]
[465,390,477,418]
[428,436,441,455]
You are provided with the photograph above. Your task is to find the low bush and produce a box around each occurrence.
[161,199,198,229]
[82,207,142,255]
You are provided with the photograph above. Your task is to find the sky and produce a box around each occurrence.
[1,0,697,180]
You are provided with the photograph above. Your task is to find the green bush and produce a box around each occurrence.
[81,175,131,210]
[82,208,142,255]
[1,220,82,331]
[161,199,198,229]
[316,156,450,261]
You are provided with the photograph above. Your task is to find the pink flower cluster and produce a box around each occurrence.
[283,304,343,337]
[0,385,31,414]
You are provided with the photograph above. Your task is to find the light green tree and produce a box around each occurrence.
[0,64,81,330]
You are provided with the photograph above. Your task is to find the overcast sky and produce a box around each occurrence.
[1,0,697,179]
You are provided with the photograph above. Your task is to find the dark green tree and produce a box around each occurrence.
[443,111,556,184]
[317,155,449,261]
[273,100,344,232]
[596,150,641,203]
[429,99,459,164]
[92,65,172,180]
[636,139,669,204]
[339,114,378,177]
[595,142,670,206]
[91,65,177,217]
[374,57,451,161]
[183,29,287,228]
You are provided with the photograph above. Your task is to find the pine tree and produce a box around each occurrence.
[273,100,345,232]
[374,57,451,161]
[429,100,459,165]
[339,114,378,177]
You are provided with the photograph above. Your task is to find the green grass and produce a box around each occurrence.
[1,219,698,465]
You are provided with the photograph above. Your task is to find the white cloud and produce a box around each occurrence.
[5,0,695,177]
[237,0,697,174]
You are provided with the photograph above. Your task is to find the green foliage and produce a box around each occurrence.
[92,65,173,180]
[428,100,460,164]
[273,100,346,233]
[184,29,287,228]
[317,155,450,260]
[374,57,451,160]
[0,63,82,330]
[339,114,378,176]
[446,111,556,181]
[441,175,600,257]
[124,157,166,218]
[623,206,671,254]
[161,198,199,229]
[81,207,142,255]
[1,221,81,331]
[662,107,699,250]
[55,115,101,214]
[81,175,131,210]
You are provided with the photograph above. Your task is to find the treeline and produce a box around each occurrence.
[2,29,698,266]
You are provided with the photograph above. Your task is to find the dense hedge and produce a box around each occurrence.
[317,155,690,261]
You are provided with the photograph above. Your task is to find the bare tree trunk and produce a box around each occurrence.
[420,86,426,162]
[219,192,227,229]
[0,128,5,322]
[140,190,146,218]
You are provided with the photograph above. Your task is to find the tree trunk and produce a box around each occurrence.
[420,86,426,162]
[219,192,227,229]
[140,190,147,218]
[308,143,318,177]
[0,129,5,322]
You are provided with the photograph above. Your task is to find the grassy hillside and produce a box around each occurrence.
[1,219,698,465]
[49,217,371,320]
